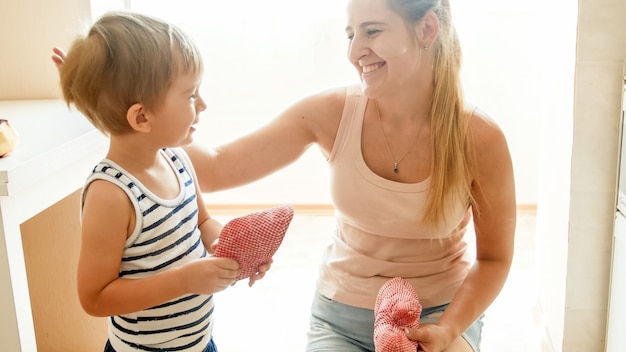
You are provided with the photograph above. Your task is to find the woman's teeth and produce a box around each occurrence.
[362,62,384,73]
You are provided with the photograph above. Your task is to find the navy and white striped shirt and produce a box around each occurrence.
[83,148,213,351]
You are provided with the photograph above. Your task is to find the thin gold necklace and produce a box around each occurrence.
[376,101,427,173]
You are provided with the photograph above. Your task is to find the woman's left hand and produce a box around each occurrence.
[405,323,455,352]
[51,47,66,70]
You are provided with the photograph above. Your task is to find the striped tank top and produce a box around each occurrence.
[83,148,213,351]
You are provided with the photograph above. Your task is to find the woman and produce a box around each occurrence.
[184,0,516,351]
[53,0,516,351]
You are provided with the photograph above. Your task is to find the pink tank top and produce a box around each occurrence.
[317,85,472,309]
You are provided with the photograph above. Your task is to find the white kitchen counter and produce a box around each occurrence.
[0,100,108,351]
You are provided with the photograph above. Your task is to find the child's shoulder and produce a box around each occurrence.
[163,147,193,169]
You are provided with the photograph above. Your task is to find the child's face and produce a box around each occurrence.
[148,70,206,148]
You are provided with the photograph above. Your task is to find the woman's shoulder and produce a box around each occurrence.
[466,105,505,135]
[288,85,352,119]
[299,85,351,106]
[283,85,354,154]
[465,104,510,155]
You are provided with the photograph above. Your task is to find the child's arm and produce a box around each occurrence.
[182,148,223,251]
[195,191,222,252]
[77,180,240,317]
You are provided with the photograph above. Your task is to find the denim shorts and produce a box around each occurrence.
[306,291,483,352]
[104,336,217,352]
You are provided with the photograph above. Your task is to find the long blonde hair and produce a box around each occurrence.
[389,0,476,224]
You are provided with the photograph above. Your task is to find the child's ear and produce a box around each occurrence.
[126,103,151,133]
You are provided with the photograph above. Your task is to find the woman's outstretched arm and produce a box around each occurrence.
[185,87,345,192]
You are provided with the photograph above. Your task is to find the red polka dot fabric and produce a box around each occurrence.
[214,205,294,281]
[374,277,422,352]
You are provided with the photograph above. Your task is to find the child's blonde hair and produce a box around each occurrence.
[60,11,203,136]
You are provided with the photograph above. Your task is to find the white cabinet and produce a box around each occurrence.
[0,100,108,351]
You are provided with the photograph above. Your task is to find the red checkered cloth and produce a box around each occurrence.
[214,205,294,281]
[374,277,422,352]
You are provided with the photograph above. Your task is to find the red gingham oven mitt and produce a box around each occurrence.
[374,277,422,352]
[214,205,294,281]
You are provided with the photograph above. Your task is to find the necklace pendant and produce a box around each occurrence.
[394,163,399,173]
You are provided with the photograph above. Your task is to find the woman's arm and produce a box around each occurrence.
[78,180,240,317]
[185,87,346,193]
[407,112,517,351]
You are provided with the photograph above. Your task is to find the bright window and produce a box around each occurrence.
[89,0,577,205]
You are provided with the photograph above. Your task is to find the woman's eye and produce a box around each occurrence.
[190,94,197,100]
[367,29,381,36]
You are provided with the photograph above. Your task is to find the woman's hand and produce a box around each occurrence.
[405,323,457,352]
[51,47,66,70]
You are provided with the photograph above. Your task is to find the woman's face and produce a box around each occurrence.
[345,0,425,97]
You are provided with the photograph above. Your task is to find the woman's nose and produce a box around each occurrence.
[347,36,369,63]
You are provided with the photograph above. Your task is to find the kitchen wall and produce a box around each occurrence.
[0,0,92,99]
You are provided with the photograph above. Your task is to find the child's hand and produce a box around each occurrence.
[181,257,240,294]
[214,205,293,281]
[208,238,219,254]
[51,47,66,71]
[247,258,273,287]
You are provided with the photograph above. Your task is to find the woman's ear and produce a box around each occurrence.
[126,103,151,133]
[417,10,439,47]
